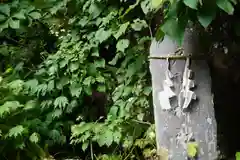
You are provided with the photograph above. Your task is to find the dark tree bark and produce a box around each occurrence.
[149,28,217,159]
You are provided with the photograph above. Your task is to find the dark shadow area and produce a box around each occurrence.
[210,47,240,159]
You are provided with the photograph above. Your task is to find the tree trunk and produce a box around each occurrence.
[149,28,218,159]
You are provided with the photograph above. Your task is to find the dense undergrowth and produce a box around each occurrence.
[0,0,239,159]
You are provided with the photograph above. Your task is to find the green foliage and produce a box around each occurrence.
[152,0,238,44]
[0,0,155,159]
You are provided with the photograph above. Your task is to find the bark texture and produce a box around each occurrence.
[149,29,217,159]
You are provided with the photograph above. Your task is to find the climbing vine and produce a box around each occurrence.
[0,0,239,159]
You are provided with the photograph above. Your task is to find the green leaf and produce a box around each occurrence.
[52,109,63,119]
[161,17,187,45]
[48,80,55,91]
[70,62,79,72]
[95,28,112,43]
[54,96,69,109]
[88,3,103,19]
[216,0,234,15]
[141,0,152,15]
[29,132,40,143]
[0,14,7,22]
[94,59,105,68]
[152,0,164,9]
[0,4,10,16]
[82,141,89,151]
[7,125,25,138]
[29,11,42,19]
[114,22,129,40]
[183,0,198,9]
[70,83,82,97]
[83,77,94,86]
[12,11,26,19]
[131,19,148,31]
[24,100,37,110]
[116,39,130,52]
[97,85,106,92]
[197,5,216,28]
[9,18,20,29]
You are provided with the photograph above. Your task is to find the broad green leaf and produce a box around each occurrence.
[143,86,152,96]
[114,22,129,40]
[82,141,89,151]
[152,0,164,9]
[109,106,118,119]
[88,3,103,19]
[70,83,82,97]
[70,62,79,72]
[54,96,69,109]
[29,11,41,19]
[97,85,106,92]
[183,0,198,9]
[197,6,216,28]
[161,17,187,45]
[96,75,105,83]
[94,59,105,68]
[9,18,20,29]
[116,39,130,52]
[48,80,55,91]
[83,77,94,86]
[29,132,40,143]
[95,28,112,43]
[0,14,7,22]
[56,77,69,90]
[216,0,234,15]
[0,4,10,16]
[24,100,37,110]
[131,19,148,31]
[7,125,25,138]
[12,11,26,19]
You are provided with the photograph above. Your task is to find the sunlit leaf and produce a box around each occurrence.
[7,125,26,138]
[54,96,69,109]
[116,39,130,52]
[29,132,40,143]
[114,22,129,39]
[216,0,234,15]
[9,18,20,29]
[95,28,112,43]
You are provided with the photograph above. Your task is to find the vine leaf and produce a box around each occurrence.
[54,96,68,109]
[114,22,129,40]
[131,19,148,31]
[95,28,112,43]
[29,11,41,19]
[216,0,234,15]
[183,0,198,9]
[7,125,25,138]
[29,132,40,143]
[116,39,130,52]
